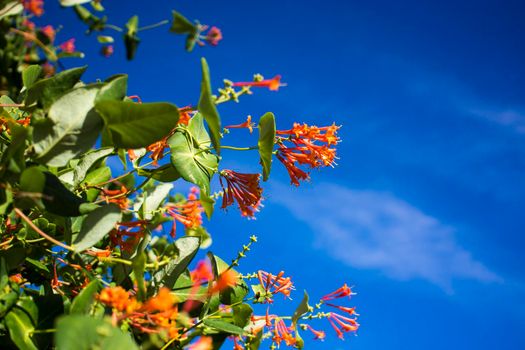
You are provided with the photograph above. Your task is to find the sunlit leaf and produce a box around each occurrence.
[198,58,222,153]
[257,112,276,181]
[73,204,121,252]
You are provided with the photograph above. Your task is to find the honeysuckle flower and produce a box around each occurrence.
[224,115,255,133]
[59,38,76,53]
[233,336,244,350]
[109,220,147,252]
[326,303,358,316]
[22,0,44,17]
[209,269,238,294]
[232,75,283,91]
[101,45,114,57]
[321,283,354,301]
[102,185,129,209]
[220,170,263,218]
[178,106,193,125]
[275,148,310,186]
[272,319,296,347]
[327,312,359,339]
[98,286,140,313]
[41,62,55,77]
[205,26,223,46]
[144,287,175,312]
[165,187,204,237]
[276,122,341,145]
[191,259,213,283]
[306,324,326,340]
[41,25,55,42]
[22,19,35,31]
[188,336,213,350]
[257,270,294,301]
[146,136,169,165]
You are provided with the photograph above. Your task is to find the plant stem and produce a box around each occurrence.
[0,103,24,108]
[220,145,258,151]
[104,24,123,32]
[9,28,57,61]
[14,208,74,252]
[138,20,169,31]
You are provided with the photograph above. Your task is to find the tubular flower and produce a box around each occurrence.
[224,115,255,133]
[178,106,193,125]
[144,287,175,312]
[276,122,340,186]
[146,136,169,165]
[205,26,223,46]
[306,325,326,340]
[101,45,114,57]
[220,170,263,218]
[109,220,147,253]
[209,269,238,294]
[326,303,358,316]
[232,75,283,91]
[59,38,75,53]
[102,185,129,210]
[272,319,296,347]
[188,336,213,350]
[190,260,213,283]
[22,0,44,17]
[257,270,294,301]
[321,283,354,301]
[98,286,140,313]
[41,25,55,42]
[327,312,359,339]
[233,336,244,350]
[165,187,204,237]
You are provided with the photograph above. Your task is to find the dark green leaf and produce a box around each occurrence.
[198,58,221,153]
[81,166,111,202]
[168,113,218,194]
[55,315,139,350]
[70,280,99,314]
[33,85,104,167]
[291,290,311,326]
[170,10,197,34]
[137,164,180,182]
[73,204,121,252]
[257,112,276,181]
[96,74,128,103]
[25,66,87,110]
[203,319,246,336]
[42,172,85,216]
[70,147,114,187]
[96,101,179,149]
[5,308,37,350]
[22,65,42,90]
[132,252,146,301]
[233,304,253,328]
[151,236,200,289]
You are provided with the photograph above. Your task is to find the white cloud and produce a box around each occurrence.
[271,182,500,291]
[469,108,525,134]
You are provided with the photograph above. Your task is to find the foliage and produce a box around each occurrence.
[0,1,358,349]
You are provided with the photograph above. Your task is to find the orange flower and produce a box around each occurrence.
[98,286,139,313]
[166,187,204,237]
[257,270,294,301]
[275,148,310,186]
[209,269,238,294]
[327,312,359,339]
[321,283,354,301]
[101,45,114,57]
[109,220,147,252]
[144,287,175,312]
[326,303,358,316]
[205,26,223,46]
[232,75,283,91]
[220,170,263,218]
[306,325,326,340]
[272,319,296,347]
[233,336,244,350]
[59,38,76,53]
[188,336,213,350]
[224,115,255,133]
[22,0,44,17]
[41,25,55,42]
[178,106,193,125]
[191,260,213,283]
[146,136,169,165]
[102,185,129,209]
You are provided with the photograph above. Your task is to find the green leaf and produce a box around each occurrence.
[126,15,138,34]
[0,2,23,20]
[22,65,42,90]
[291,290,311,326]
[81,166,111,202]
[96,101,179,149]
[132,252,147,301]
[208,254,248,305]
[69,147,114,187]
[42,172,85,216]
[124,16,140,60]
[25,66,87,110]
[203,319,246,336]
[246,330,263,350]
[140,182,172,220]
[5,308,38,350]
[97,35,114,44]
[257,112,276,181]
[233,304,253,328]
[168,114,218,194]
[0,121,28,175]
[70,280,99,314]
[170,10,197,34]
[17,166,46,209]
[59,0,91,6]
[151,236,200,289]
[73,204,121,252]
[198,58,222,154]
[33,85,104,167]
[171,271,208,302]
[0,258,20,318]
[96,74,128,103]
[137,164,180,182]
[55,315,139,350]
[200,190,215,220]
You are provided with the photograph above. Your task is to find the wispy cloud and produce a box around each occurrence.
[271,182,500,292]
[468,108,525,134]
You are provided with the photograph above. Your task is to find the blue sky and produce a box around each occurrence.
[43,0,525,348]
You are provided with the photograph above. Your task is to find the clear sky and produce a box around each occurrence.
[44,1,525,349]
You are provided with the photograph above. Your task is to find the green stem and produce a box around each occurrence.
[30,328,56,334]
[220,145,258,151]
[104,24,123,32]
[137,20,169,31]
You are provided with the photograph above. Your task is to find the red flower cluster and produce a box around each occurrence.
[321,284,359,339]
[232,75,283,91]
[22,0,44,17]
[257,270,294,302]
[276,122,341,186]
[165,187,204,237]
[109,220,147,253]
[102,185,129,210]
[220,170,263,218]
